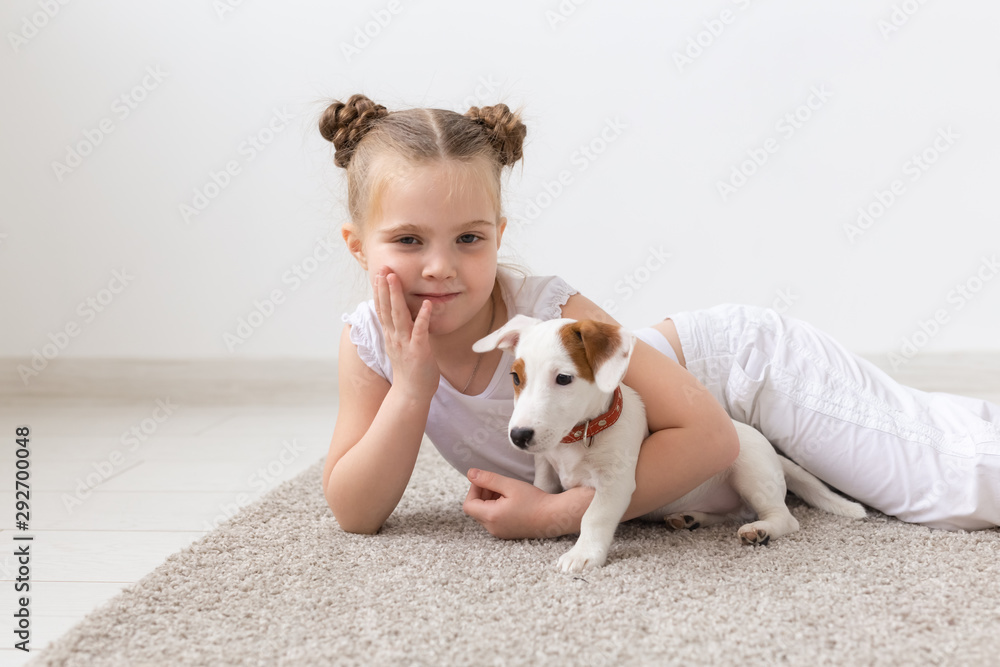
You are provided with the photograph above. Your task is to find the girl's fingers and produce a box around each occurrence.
[463,482,499,511]
[411,299,432,342]
[374,272,394,337]
[467,469,516,498]
[464,482,482,505]
[387,273,415,335]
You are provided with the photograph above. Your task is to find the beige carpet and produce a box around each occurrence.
[31,440,1000,666]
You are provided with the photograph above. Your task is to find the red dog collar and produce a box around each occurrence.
[561,386,624,445]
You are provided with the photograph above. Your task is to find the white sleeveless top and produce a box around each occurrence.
[342,269,579,482]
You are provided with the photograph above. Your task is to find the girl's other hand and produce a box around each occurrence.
[373,269,440,399]
[462,468,594,539]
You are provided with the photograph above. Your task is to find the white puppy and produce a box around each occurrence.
[474,315,866,573]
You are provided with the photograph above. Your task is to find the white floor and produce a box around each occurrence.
[0,396,338,666]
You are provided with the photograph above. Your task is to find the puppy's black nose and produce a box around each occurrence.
[509,427,534,449]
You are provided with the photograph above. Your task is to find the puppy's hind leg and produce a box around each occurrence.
[729,423,800,546]
[664,511,728,531]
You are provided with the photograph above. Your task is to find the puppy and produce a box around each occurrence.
[474,315,866,572]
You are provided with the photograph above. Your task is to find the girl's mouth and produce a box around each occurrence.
[414,292,460,304]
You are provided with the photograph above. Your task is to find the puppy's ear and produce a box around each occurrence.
[566,320,636,393]
[594,328,636,393]
[472,314,540,353]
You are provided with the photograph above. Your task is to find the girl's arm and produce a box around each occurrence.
[324,271,440,534]
[322,324,429,534]
[463,293,739,538]
[613,338,740,522]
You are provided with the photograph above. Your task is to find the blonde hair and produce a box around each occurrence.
[318,94,526,232]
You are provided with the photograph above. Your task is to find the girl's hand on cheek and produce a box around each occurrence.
[374,270,440,399]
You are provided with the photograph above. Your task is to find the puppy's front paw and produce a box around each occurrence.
[557,544,608,573]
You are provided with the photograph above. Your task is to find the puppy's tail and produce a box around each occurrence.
[780,456,867,519]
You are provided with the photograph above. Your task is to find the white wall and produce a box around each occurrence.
[2,0,998,367]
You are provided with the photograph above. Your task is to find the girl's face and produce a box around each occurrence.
[350,160,506,336]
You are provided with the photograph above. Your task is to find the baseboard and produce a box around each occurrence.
[2,353,999,404]
[860,351,1000,395]
[0,358,339,403]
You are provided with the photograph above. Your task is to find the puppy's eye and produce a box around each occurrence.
[510,371,521,386]
[555,374,573,386]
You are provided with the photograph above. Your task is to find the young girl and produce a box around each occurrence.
[320,94,1000,538]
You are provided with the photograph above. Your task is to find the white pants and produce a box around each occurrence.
[657,304,1000,531]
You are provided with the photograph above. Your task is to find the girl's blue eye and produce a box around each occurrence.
[397,236,419,245]
[458,234,480,244]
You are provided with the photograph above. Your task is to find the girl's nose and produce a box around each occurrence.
[422,249,457,280]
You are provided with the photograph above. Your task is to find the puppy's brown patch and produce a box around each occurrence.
[511,358,526,396]
[558,320,623,382]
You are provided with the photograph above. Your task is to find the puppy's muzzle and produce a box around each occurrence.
[509,427,534,449]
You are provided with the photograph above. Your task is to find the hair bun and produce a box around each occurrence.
[465,103,526,167]
[319,94,389,168]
